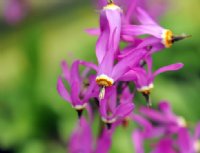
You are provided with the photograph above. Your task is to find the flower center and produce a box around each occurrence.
[137,83,154,94]
[96,74,114,87]
[162,29,173,48]
[101,117,116,124]
[73,103,87,110]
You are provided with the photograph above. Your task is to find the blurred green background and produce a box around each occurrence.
[0,0,199,152]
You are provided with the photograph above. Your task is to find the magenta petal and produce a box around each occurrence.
[85,28,100,36]
[120,70,138,82]
[57,77,71,103]
[177,127,192,153]
[79,60,98,71]
[122,24,163,38]
[107,86,117,113]
[131,113,152,132]
[83,79,98,102]
[96,8,121,64]
[96,28,110,64]
[140,107,168,123]
[112,49,146,81]
[124,0,137,23]
[151,138,176,153]
[153,63,184,77]
[99,98,107,119]
[132,130,144,153]
[115,102,134,118]
[136,7,157,25]
[158,101,173,116]
[95,129,112,153]
[61,61,70,81]
[69,118,93,153]
[70,81,82,106]
[98,48,114,76]
[70,61,82,88]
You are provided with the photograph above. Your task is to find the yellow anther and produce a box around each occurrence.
[162,29,173,48]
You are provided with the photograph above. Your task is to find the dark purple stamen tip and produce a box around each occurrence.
[172,34,192,43]
[142,93,152,107]
[77,109,83,119]
[106,123,112,129]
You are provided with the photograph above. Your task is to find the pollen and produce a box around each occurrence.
[96,74,114,87]
[162,29,173,48]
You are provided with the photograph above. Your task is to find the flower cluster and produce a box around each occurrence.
[57,0,196,152]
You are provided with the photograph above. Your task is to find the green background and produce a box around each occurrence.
[0,0,199,152]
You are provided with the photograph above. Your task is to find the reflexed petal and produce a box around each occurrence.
[122,24,163,38]
[57,77,71,103]
[61,61,70,81]
[83,79,98,101]
[120,87,134,104]
[153,63,184,77]
[70,61,82,88]
[112,49,146,81]
[115,102,134,118]
[96,27,110,64]
[79,60,98,71]
[85,28,100,36]
[158,101,173,116]
[98,48,114,76]
[107,86,117,113]
[140,107,168,123]
[124,0,137,23]
[95,129,112,153]
[136,7,158,25]
[68,118,93,153]
[151,138,176,153]
[70,81,82,106]
[99,98,107,119]
[132,130,144,153]
[131,113,152,132]
[177,127,192,153]
[96,8,121,64]
[120,70,138,82]
[145,55,153,75]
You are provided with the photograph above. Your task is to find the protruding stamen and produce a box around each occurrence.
[172,34,191,43]
[106,123,112,129]
[76,109,83,119]
[142,92,152,107]
[99,86,106,100]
